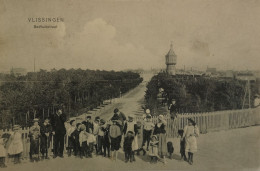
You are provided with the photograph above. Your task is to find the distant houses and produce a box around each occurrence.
[10,68,27,76]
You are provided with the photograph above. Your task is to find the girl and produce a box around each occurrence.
[153,115,167,164]
[29,118,41,162]
[109,119,121,161]
[67,120,76,157]
[183,118,199,165]
[148,135,159,163]
[8,125,23,164]
[136,121,145,156]
[0,130,7,168]
[123,116,138,161]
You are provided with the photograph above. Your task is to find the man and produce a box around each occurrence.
[51,108,67,158]
[83,116,93,133]
[111,108,126,129]
[168,99,178,120]
[168,99,178,137]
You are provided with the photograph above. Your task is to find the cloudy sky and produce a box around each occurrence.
[0,0,260,72]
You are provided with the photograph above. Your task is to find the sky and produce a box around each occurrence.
[0,0,260,72]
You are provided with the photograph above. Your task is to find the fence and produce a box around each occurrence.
[2,107,260,161]
[135,107,260,138]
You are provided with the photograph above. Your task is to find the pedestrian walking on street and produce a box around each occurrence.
[8,125,23,164]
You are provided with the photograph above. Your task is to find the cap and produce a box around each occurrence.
[114,108,119,113]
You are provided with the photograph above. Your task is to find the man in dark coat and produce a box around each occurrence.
[51,108,67,158]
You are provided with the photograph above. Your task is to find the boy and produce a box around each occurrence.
[103,122,111,157]
[178,129,187,161]
[93,117,100,154]
[142,115,154,151]
[29,118,41,162]
[86,128,95,158]
[40,118,52,159]
[79,125,88,158]
[97,119,106,155]
[71,123,82,157]
[123,131,134,163]
[109,119,121,161]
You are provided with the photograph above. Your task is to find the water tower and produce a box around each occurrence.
[165,42,177,75]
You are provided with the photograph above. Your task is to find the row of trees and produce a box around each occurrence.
[0,69,143,129]
[145,72,258,115]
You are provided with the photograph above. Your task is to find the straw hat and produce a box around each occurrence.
[13,125,21,130]
[145,109,150,114]
[151,135,158,140]
[33,118,39,122]
[158,115,164,120]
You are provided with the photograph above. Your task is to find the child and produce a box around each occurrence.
[148,135,159,164]
[93,117,100,154]
[183,118,199,165]
[109,119,121,161]
[40,118,52,159]
[123,131,134,163]
[136,121,145,156]
[86,128,95,158]
[142,115,154,151]
[97,119,105,155]
[79,124,88,159]
[178,129,187,161]
[8,125,23,164]
[167,141,174,159]
[0,130,7,168]
[103,122,111,157]
[29,118,41,162]
[71,123,81,157]
[67,120,76,157]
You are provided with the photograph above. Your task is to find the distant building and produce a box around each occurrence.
[236,72,256,81]
[206,67,217,74]
[165,42,177,75]
[10,68,27,76]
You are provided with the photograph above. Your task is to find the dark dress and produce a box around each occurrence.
[153,123,167,156]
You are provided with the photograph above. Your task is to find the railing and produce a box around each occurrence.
[135,107,260,138]
[2,107,260,162]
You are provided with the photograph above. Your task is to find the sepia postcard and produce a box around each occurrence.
[0,0,259,171]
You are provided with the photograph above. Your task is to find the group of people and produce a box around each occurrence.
[0,107,200,168]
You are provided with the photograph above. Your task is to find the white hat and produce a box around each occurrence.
[145,109,150,114]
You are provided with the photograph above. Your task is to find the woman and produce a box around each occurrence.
[29,118,41,162]
[183,118,199,165]
[153,115,167,164]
